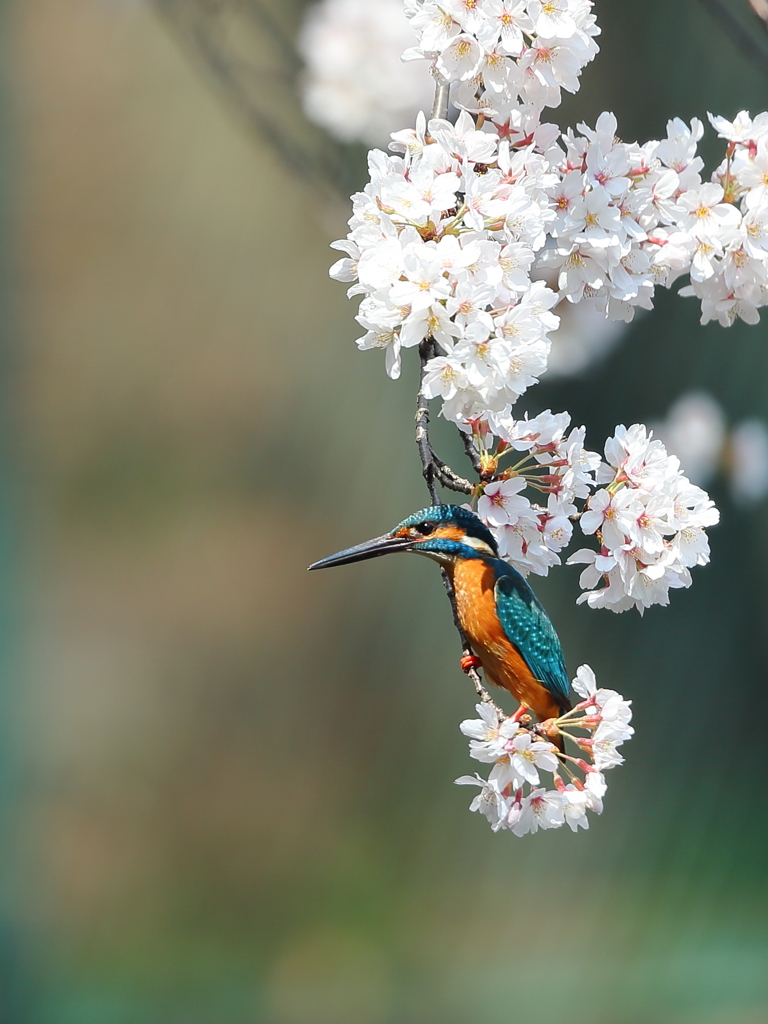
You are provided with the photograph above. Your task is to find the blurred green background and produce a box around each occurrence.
[2,0,768,1021]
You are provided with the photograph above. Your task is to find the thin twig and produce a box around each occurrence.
[416,341,477,496]
[151,0,350,208]
[240,0,297,68]
[430,450,474,494]
[416,339,440,505]
[697,0,768,78]
[415,339,507,717]
[461,429,484,475]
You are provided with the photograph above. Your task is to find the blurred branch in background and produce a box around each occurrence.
[697,0,768,75]
[151,0,360,210]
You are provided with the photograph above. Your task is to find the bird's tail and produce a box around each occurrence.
[554,697,573,754]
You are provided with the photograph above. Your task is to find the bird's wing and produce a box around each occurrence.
[494,571,571,710]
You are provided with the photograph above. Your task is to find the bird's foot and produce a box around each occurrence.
[460,653,482,674]
[510,705,532,723]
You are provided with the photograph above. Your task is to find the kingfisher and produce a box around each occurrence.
[309,504,572,726]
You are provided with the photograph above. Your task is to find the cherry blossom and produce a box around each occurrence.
[456,663,632,836]
[569,425,719,613]
[403,0,599,118]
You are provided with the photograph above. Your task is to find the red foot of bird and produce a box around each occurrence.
[510,705,532,723]
[460,653,482,673]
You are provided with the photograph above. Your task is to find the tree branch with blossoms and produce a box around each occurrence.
[323,0,768,835]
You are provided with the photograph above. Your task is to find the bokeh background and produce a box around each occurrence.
[2,0,768,1021]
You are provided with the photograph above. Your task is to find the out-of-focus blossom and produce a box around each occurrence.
[299,0,434,146]
[653,392,726,485]
[654,393,768,505]
[546,295,630,375]
[729,419,768,504]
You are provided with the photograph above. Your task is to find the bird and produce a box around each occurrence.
[309,504,572,726]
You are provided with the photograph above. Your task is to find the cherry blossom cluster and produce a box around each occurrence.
[469,413,720,606]
[677,111,768,328]
[568,425,720,613]
[326,0,732,614]
[402,0,599,119]
[456,665,632,835]
[330,110,560,417]
[330,107,768,432]
[546,109,768,326]
[655,391,768,504]
[541,112,707,323]
[475,409,600,575]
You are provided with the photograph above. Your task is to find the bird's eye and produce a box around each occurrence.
[415,521,435,536]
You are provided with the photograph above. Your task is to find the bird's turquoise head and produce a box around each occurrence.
[308,505,499,571]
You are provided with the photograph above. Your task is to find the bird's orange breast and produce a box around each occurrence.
[449,558,560,722]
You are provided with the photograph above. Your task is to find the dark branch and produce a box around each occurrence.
[697,0,768,78]
[460,429,484,475]
[151,0,350,205]
[415,339,506,715]
[430,450,474,494]
[239,0,298,69]
[416,339,441,505]
[416,341,476,496]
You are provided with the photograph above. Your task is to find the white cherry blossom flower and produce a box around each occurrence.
[456,773,510,828]
[421,356,470,400]
[572,663,597,699]
[460,702,521,761]
[562,786,590,830]
[580,487,641,548]
[507,732,560,785]
[591,726,627,771]
[584,771,607,813]
[528,0,578,39]
[485,0,532,56]
[707,110,768,145]
[573,425,718,612]
[511,788,565,835]
[478,477,530,527]
[674,183,741,243]
[438,32,485,81]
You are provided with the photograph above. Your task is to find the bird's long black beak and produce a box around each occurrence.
[308,532,413,570]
